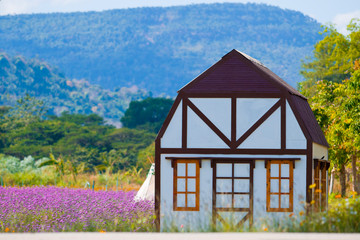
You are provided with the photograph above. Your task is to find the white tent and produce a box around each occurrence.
[134,163,155,202]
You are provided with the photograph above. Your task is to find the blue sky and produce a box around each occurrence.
[0,0,359,34]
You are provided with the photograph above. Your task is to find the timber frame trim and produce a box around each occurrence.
[155,93,313,231]
[154,51,328,230]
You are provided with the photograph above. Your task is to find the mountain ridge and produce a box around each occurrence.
[0,53,148,124]
[0,3,322,95]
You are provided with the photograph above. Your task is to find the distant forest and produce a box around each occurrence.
[0,3,322,95]
[0,54,148,124]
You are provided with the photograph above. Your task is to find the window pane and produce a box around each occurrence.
[217,164,232,177]
[281,164,289,178]
[281,179,289,193]
[177,194,185,207]
[234,179,249,192]
[270,194,279,208]
[234,194,249,208]
[177,179,186,192]
[178,163,186,177]
[281,195,289,208]
[270,179,279,193]
[270,164,279,177]
[216,179,232,192]
[187,194,196,207]
[216,194,232,208]
[234,164,250,177]
[188,178,196,192]
[188,163,196,177]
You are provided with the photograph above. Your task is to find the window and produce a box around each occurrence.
[266,160,293,212]
[215,162,251,210]
[173,159,200,211]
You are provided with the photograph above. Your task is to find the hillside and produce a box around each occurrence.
[0,53,148,124]
[0,3,322,95]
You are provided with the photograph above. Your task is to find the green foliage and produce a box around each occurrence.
[0,95,156,172]
[299,19,360,195]
[121,97,173,133]
[0,3,323,94]
[50,111,105,126]
[300,19,360,97]
[1,94,46,130]
[0,155,48,177]
[0,53,149,122]
[263,196,360,232]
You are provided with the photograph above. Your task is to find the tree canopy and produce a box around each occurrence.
[121,97,174,133]
[300,19,360,195]
[300,19,360,97]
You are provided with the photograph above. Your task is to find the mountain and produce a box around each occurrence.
[0,3,322,95]
[0,53,148,124]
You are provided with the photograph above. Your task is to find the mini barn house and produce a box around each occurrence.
[154,49,329,231]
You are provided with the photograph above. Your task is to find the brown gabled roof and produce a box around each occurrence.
[178,49,328,147]
[179,49,305,99]
[290,95,329,147]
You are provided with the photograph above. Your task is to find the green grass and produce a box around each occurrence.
[162,195,360,232]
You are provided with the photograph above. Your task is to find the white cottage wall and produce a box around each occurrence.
[160,155,213,231]
[189,98,231,139]
[161,101,182,148]
[313,143,328,160]
[187,107,229,148]
[160,154,307,231]
[286,101,307,149]
[238,108,281,149]
[253,156,307,224]
[236,98,279,139]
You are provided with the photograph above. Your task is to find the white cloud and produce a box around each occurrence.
[0,0,36,15]
[332,10,360,35]
[0,0,92,15]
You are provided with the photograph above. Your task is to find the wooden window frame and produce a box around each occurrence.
[266,160,293,212]
[173,159,200,211]
[214,161,252,210]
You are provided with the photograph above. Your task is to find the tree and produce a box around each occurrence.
[0,94,47,131]
[38,153,65,178]
[299,19,360,98]
[300,19,360,195]
[95,150,121,175]
[120,97,174,133]
[49,112,105,126]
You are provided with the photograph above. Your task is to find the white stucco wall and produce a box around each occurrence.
[252,156,307,225]
[236,98,279,139]
[160,98,310,150]
[286,101,307,149]
[312,143,328,160]
[238,108,281,149]
[160,155,213,231]
[187,107,229,148]
[160,154,307,231]
[161,101,182,148]
[189,98,231,139]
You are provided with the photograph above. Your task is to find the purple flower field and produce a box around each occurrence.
[0,186,155,232]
